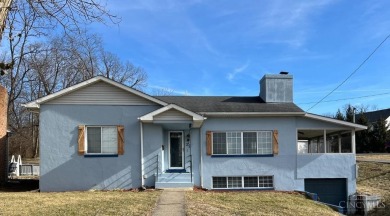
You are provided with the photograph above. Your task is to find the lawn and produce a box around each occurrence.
[0,189,161,216]
[185,190,339,216]
[357,161,390,216]
[356,153,390,161]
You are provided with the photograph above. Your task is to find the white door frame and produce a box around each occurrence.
[168,131,184,169]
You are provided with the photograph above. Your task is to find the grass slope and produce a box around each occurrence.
[185,191,338,216]
[357,161,390,216]
[0,190,161,216]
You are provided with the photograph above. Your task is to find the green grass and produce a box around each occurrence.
[357,161,390,216]
[0,190,161,216]
[185,191,339,216]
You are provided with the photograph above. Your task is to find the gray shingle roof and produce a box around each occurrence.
[155,96,304,113]
[357,108,390,123]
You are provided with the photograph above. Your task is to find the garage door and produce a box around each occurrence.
[304,178,347,206]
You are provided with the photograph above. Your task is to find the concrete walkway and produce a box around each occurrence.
[152,189,187,216]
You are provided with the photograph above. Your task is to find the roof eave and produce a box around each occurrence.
[305,113,368,130]
[200,112,306,117]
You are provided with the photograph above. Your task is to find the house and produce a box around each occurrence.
[357,108,390,129]
[24,73,366,207]
[356,108,390,152]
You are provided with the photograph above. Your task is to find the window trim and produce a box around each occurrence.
[85,125,119,156]
[211,175,274,190]
[211,131,273,156]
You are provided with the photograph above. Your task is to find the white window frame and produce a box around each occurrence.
[212,131,273,155]
[85,125,118,155]
[211,175,274,189]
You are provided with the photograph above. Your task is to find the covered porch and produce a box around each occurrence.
[139,104,205,188]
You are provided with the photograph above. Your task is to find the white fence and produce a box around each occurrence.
[20,164,40,176]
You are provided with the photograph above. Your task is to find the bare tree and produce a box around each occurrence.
[2,30,148,158]
[99,50,147,89]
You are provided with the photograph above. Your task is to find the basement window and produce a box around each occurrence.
[212,176,274,189]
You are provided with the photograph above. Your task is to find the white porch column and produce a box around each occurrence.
[338,134,342,153]
[352,130,356,154]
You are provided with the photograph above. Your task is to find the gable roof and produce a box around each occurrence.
[356,108,390,123]
[23,76,167,110]
[139,104,206,121]
[139,104,206,128]
[155,96,304,114]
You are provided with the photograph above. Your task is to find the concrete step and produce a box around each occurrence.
[157,173,192,183]
[155,182,193,189]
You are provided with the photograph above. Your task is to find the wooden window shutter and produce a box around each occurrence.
[78,125,85,155]
[117,125,125,155]
[206,131,212,155]
[273,130,279,155]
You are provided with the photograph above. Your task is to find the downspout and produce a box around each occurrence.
[200,124,203,188]
[140,121,145,187]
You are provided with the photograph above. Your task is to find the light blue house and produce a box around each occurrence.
[24,73,366,206]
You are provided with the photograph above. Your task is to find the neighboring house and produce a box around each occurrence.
[357,108,390,152]
[24,73,366,207]
[357,108,390,129]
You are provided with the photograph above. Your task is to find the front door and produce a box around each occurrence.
[169,131,184,169]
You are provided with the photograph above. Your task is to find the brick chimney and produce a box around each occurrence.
[259,72,293,103]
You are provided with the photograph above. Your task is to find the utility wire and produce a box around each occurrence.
[299,91,390,105]
[306,32,390,111]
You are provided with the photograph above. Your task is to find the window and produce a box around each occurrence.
[212,176,274,189]
[228,177,242,188]
[243,132,257,154]
[212,131,273,155]
[297,130,353,154]
[213,132,226,154]
[258,176,273,188]
[227,132,241,154]
[257,131,272,154]
[244,177,258,187]
[86,126,118,154]
[213,177,227,188]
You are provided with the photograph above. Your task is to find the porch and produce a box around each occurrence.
[139,104,205,188]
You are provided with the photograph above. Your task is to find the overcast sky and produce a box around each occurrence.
[90,0,390,115]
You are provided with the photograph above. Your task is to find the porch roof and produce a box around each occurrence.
[138,104,206,128]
